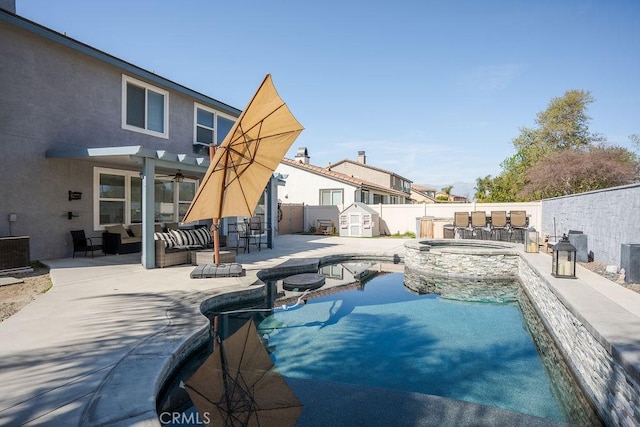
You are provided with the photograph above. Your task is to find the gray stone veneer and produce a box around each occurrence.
[405,239,640,426]
[541,183,640,267]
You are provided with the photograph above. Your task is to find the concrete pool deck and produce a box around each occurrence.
[0,235,637,425]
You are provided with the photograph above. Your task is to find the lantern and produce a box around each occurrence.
[552,234,577,278]
[524,229,539,253]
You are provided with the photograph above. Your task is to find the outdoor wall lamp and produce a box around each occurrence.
[173,170,185,183]
[68,191,82,201]
[552,234,577,278]
[67,211,79,220]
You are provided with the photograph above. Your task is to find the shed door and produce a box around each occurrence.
[349,213,361,236]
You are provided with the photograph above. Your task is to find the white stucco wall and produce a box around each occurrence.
[276,163,358,208]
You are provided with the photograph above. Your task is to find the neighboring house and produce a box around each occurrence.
[411,184,468,203]
[328,151,412,204]
[0,5,250,267]
[276,149,409,209]
[435,191,468,203]
[411,184,438,204]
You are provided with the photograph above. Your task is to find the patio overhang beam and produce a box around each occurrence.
[45,145,211,269]
[45,145,210,173]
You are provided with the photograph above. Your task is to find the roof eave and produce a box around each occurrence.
[0,9,241,117]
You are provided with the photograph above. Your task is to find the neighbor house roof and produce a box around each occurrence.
[0,8,241,117]
[410,185,438,202]
[280,158,409,197]
[329,159,413,183]
[412,184,438,193]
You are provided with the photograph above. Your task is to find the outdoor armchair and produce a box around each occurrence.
[70,230,102,258]
[454,212,471,239]
[470,211,489,240]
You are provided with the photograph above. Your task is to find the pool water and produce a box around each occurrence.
[260,272,565,422]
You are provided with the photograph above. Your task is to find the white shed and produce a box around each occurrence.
[338,203,380,237]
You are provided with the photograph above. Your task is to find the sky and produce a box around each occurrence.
[16,0,640,190]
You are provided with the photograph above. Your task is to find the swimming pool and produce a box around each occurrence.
[258,264,599,424]
[156,259,601,426]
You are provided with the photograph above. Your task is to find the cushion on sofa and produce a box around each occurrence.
[169,229,202,247]
[121,236,142,244]
[106,224,129,240]
[192,227,212,246]
[129,224,143,237]
[154,232,176,248]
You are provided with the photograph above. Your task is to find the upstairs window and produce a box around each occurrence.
[193,104,237,155]
[122,75,169,138]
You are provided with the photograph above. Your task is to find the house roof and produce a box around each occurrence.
[329,159,413,183]
[410,186,438,202]
[412,184,438,193]
[280,158,409,197]
[0,8,241,117]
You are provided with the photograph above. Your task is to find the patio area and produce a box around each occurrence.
[0,234,638,425]
[0,235,409,426]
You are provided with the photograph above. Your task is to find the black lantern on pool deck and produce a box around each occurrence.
[552,234,577,278]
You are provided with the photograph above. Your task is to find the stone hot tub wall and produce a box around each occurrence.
[404,239,640,426]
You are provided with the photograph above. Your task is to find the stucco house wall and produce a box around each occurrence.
[330,161,390,188]
[276,163,357,209]
[0,12,239,261]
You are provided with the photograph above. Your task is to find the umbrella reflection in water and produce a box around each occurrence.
[184,319,303,426]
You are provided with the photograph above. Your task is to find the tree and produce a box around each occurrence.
[520,145,637,199]
[477,89,628,201]
[474,175,491,201]
[441,185,453,200]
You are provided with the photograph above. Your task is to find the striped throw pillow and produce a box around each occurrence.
[154,232,176,248]
[192,227,212,246]
[169,229,199,247]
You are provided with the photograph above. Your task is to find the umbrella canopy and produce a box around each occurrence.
[183,74,304,223]
[184,319,303,426]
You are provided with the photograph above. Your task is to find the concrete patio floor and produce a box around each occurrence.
[0,234,638,426]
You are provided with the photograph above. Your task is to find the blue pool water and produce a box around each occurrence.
[259,272,565,422]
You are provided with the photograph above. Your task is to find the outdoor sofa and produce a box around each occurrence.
[103,224,144,254]
[154,227,213,268]
[102,223,164,255]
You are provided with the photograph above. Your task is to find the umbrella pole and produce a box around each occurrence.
[213,218,221,265]
[208,143,222,266]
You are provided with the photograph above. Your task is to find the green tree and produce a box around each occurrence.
[478,89,621,201]
[441,185,453,199]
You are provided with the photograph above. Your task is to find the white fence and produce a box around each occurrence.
[303,202,542,238]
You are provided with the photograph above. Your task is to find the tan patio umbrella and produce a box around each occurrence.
[184,319,303,426]
[183,74,303,264]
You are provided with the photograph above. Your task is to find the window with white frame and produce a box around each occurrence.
[94,167,196,228]
[122,75,169,138]
[359,189,369,203]
[193,103,236,155]
[320,189,343,206]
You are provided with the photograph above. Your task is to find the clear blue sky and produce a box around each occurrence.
[17,0,640,188]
